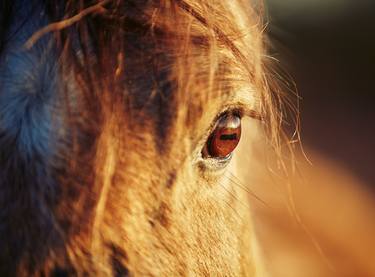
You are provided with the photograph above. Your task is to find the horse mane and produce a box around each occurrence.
[0,0,294,275]
[13,0,285,144]
[0,0,289,149]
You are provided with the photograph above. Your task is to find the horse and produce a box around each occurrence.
[0,0,276,275]
[2,0,375,276]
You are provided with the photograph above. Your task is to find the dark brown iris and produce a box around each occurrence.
[207,114,241,158]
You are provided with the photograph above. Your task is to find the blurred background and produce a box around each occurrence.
[265,0,375,186]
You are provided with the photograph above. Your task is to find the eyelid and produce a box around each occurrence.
[218,103,263,123]
[202,103,261,142]
[243,109,263,122]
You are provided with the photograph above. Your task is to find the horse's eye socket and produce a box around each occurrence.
[205,114,241,159]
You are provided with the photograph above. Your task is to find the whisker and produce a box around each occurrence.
[216,182,244,222]
[225,171,269,207]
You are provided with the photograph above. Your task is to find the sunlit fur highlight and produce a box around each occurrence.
[0,0,289,276]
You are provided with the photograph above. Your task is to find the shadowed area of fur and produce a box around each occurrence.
[0,0,275,276]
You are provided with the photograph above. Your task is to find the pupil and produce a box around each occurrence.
[220,134,237,141]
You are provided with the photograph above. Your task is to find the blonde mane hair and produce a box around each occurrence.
[0,0,294,276]
[34,0,284,143]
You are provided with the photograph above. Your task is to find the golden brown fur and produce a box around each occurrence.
[0,0,271,275]
[1,0,374,276]
[57,1,267,275]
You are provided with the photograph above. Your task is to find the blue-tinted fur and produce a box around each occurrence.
[0,1,66,274]
[0,0,175,274]
[0,0,57,160]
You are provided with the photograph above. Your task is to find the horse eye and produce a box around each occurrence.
[204,113,242,159]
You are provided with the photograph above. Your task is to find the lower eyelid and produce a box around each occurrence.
[198,153,233,171]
